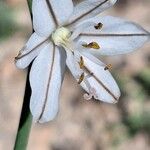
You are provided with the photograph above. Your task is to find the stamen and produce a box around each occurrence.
[104,64,112,70]
[82,42,100,49]
[94,23,103,30]
[78,56,84,69]
[78,72,85,84]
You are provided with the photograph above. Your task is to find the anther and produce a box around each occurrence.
[104,64,112,70]
[82,42,100,49]
[94,22,103,30]
[15,46,27,59]
[78,73,85,84]
[78,56,84,69]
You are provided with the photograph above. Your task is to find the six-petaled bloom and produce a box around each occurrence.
[15,0,150,123]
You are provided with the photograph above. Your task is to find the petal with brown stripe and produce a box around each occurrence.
[66,0,117,29]
[33,0,73,37]
[76,16,150,56]
[29,42,66,123]
[15,32,49,69]
[66,50,120,103]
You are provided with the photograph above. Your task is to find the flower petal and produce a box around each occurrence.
[66,50,120,103]
[29,42,66,123]
[76,16,150,56]
[33,0,73,37]
[15,32,49,69]
[66,0,117,28]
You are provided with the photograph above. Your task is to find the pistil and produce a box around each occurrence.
[51,27,71,47]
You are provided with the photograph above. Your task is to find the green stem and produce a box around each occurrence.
[14,68,32,150]
[14,1,33,150]
[27,0,32,13]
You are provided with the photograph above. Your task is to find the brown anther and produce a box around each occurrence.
[94,22,103,30]
[78,56,84,69]
[82,42,100,50]
[78,73,85,84]
[104,64,112,70]
[15,53,21,60]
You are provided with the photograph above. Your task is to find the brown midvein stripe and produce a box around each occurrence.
[84,66,118,102]
[45,0,58,27]
[80,33,150,37]
[38,43,56,121]
[15,38,49,60]
[66,0,108,26]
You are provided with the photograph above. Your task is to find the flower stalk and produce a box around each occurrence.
[14,1,33,150]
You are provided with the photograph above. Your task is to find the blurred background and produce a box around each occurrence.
[0,0,150,150]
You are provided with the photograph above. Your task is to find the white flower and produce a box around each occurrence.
[15,0,150,123]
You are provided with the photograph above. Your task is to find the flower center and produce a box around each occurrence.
[51,27,71,46]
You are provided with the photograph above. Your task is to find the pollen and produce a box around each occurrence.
[94,22,103,30]
[78,56,84,69]
[78,73,85,84]
[82,42,100,49]
[51,27,71,46]
[104,64,112,70]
